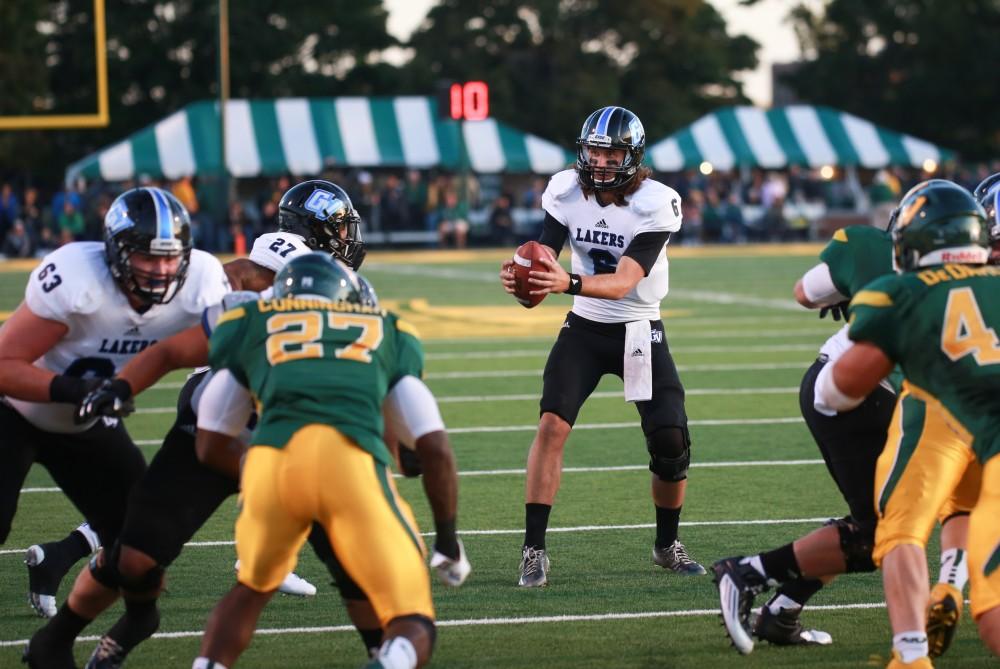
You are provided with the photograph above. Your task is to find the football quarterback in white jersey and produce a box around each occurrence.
[499,106,704,588]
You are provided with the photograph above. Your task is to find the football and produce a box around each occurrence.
[511,241,551,309]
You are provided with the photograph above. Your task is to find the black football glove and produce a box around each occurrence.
[819,301,850,322]
[398,447,423,478]
[75,379,135,424]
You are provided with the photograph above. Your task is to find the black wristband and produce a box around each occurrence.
[565,273,583,295]
[434,518,459,558]
[49,375,89,404]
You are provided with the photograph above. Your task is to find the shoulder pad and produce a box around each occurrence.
[248,232,310,273]
[25,243,106,320]
[544,170,580,201]
[178,251,231,314]
[629,180,675,216]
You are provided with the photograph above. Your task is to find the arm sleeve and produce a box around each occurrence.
[847,278,902,360]
[195,370,253,437]
[801,263,848,305]
[384,375,446,448]
[207,308,250,385]
[537,213,569,258]
[623,231,671,276]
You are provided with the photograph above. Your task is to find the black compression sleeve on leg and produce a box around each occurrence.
[654,505,681,549]
[759,543,803,582]
[524,503,551,550]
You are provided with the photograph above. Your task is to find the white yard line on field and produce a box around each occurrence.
[425,344,816,360]
[133,386,800,414]
[0,516,833,556]
[0,601,891,647]
[19,457,824,493]
[445,417,802,434]
[422,362,808,380]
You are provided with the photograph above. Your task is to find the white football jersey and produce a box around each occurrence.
[8,242,230,433]
[542,170,682,322]
[248,231,314,273]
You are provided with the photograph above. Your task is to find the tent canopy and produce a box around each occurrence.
[648,105,955,172]
[66,97,574,183]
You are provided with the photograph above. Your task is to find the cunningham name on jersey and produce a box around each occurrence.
[542,169,682,322]
[7,242,230,433]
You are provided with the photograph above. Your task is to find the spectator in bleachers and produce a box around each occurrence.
[0,183,19,238]
[50,185,82,223]
[378,173,409,235]
[20,187,44,248]
[404,169,428,231]
[2,220,33,258]
[701,188,726,243]
[226,200,253,255]
[57,200,85,244]
[520,176,545,209]
[259,175,290,237]
[487,192,516,247]
[437,189,469,249]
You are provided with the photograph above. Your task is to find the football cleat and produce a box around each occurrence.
[712,557,770,655]
[926,582,962,659]
[652,540,707,575]
[753,606,832,646]
[234,561,317,596]
[84,635,127,669]
[430,539,471,587]
[886,649,934,668]
[25,545,60,618]
[518,547,549,588]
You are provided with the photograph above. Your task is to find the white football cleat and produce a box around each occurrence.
[234,560,317,597]
[25,545,58,618]
[430,539,471,587]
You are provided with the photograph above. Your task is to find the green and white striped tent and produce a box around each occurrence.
[648,105,955,172]
[65,97,574,182]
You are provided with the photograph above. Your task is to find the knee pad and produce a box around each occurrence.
[389,614,437,650]
[826,515,876,573]
[645,426,690,482]
[89,545,121,589]
[118,563,165,596]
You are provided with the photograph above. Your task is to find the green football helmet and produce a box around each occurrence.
[273,252,361,303]
[892,181,990,271]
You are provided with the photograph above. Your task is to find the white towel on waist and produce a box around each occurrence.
[624,320,652,402]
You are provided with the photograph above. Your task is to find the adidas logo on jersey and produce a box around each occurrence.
[630,348,644,357]
[594,219,608,229]
[123,325,141,337]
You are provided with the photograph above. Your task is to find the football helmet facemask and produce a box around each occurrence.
[892,180,989,271]
[104,187,193,305]
[973,172,1000,263]
[273,251,362,304]
[576,106,646,191]
[278,180,366,270]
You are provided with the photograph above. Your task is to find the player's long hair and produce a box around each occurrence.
[580,165,653,206]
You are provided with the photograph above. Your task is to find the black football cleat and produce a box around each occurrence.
[753,606,832,646]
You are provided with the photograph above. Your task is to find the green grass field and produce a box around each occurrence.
[0,246,994,668]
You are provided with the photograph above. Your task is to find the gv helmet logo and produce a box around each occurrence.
[304,190,345,220]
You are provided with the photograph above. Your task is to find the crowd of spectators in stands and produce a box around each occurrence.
[1,162,996,259]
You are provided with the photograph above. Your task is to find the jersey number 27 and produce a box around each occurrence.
[265,312,384,366]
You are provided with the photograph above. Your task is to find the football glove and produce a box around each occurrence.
[430,539,471,587]
[398,447,423,478]
[75,378,135,424]
[819,301,850,322]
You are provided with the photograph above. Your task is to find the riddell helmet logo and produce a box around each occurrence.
[941,250,985,262]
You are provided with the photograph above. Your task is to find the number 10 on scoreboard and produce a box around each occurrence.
[448,81,489,121]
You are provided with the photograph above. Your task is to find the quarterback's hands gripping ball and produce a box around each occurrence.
[74,378,135,424]
[430,539,471,587]
[505,241,555,308]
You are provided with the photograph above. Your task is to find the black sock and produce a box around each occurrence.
[655,505,681,549]
[759,543,803,582]
[771,578,824,609]
[358,627,383,657]
[107,598,160,652]
[524,503,551,550]
[38,602,92,645]
[40,530,92,575]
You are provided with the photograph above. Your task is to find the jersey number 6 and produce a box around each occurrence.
[265,311,384,366]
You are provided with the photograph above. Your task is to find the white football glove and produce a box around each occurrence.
[429,539,471,587]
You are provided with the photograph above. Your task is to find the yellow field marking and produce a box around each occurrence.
[394,299,691,339]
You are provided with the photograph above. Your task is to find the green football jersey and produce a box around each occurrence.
[819,225,894,298]
[848,264,1000,461]
[208,296,424,465]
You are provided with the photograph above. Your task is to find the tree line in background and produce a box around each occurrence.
[0,0,997,185]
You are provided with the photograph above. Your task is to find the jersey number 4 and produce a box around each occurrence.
[941,287,1000,365]
[265,312,384,366]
